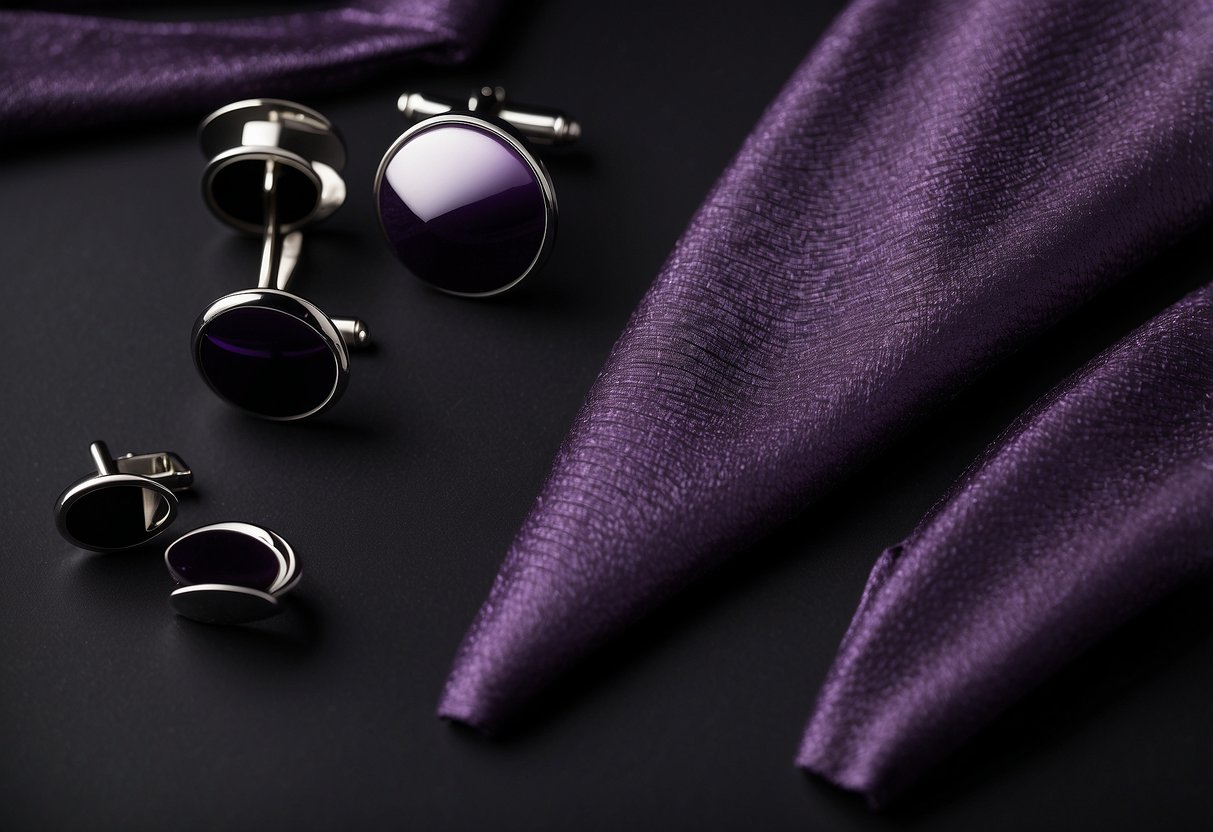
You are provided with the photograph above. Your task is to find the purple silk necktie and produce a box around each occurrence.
[798,285,1213,806]
[439,0,1213,731]
[0,0,499,142]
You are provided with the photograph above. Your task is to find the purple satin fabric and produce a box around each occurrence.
[440,0,1213,731]
[0,0,499,142]
[798,286,1213,806]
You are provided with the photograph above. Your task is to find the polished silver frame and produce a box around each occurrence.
[191,289,351,422]
[372,114,559,299]
[54,441,193,552]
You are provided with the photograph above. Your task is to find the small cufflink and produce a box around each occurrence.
[194,99,371,421]
[165,522,301,625]
[375,86,581,297]
[54,441,193,552]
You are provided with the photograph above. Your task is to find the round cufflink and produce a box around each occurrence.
[165,522,301,625]
[54,441,194,552]
[374,86,581,297]
[194,99,371,421]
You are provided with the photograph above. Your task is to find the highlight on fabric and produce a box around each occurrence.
[439,0,1213,732]
[797,284,1213,807]
[0,0,502,142]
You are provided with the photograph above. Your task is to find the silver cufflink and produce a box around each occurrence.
[165,522,302,625]
[54,441,194,551]
[193,99,371,421]
[374,86,581,297]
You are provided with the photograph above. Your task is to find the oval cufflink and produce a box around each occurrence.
[194,99,371,421]
[165,522,301,625]
[54,441,193,552]
[374,86,581,297]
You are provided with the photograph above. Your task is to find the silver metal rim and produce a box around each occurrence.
[54,474,178,552]
[170,584,281,625]
[199,98,345,168]
[263,528,300,595]
[372,113,559,298]
[202,146,322,235]
[191,289,350,422]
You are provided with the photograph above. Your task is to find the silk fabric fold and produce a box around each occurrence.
[798,285,1213,806]
[0,0,500,142]
[440,0,1213,731]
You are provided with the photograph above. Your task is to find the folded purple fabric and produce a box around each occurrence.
[798,285,1213,806]
[0,0,499,142]
[440,0,1213,732]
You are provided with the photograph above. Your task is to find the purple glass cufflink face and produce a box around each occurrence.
[54,441,193,552]
[375,87,580,297]
[194,99,370,421]
[377,121,548,296]
[165,522,301,625]
[194,290,354,420]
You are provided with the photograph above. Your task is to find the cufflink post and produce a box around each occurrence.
[397,86,582,146]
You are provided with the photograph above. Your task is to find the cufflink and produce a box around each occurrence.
[374,86,581,297]
[194,99,371,421]
[165,522,301,625]
[54,441,194,552]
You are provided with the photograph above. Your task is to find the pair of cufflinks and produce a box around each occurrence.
[193,87,580,421]
[54,441,299,625]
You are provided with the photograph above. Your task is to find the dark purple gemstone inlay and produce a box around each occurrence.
[378,123,547,295]
[196,306,337,418]
[167,529,282,590]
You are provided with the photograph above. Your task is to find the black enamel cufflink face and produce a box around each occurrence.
[165,522,301,625]
[194,99,371,421]
[374,86,580,297]
[54,441,193,552]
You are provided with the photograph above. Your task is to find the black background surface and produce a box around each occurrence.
[1,2,1210,830]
